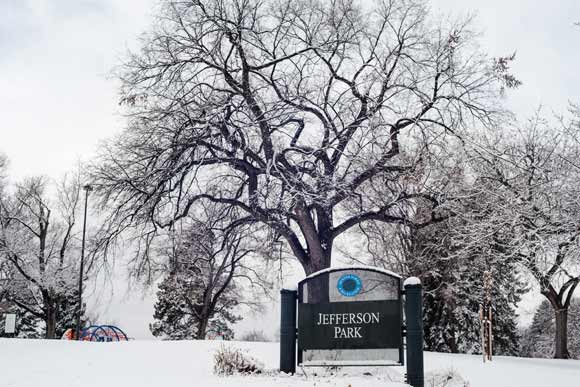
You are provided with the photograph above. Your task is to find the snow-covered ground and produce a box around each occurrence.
[1,339,578,387]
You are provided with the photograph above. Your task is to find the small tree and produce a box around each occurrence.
[150,272,240,340]
[149,204,263,340]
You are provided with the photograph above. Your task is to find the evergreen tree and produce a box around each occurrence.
[0,305,41,338]
[0,263,41,338]
[520,300,554,358]
[150,270,240,340]
[521,299,580,359]
[408,186,525,356]
[350,165,525,356]
[54,287,87,338]
[149,204,255,340]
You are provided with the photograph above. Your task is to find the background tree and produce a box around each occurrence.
[0,307,41,338]
[468,115,580,358]
[92,0,517,288]
[0,176,87,338]
[347,172,525,355]
[407,200,525,356]
[520,300,556,358]
[149,204,266,340]
[0,261,42,338]
[239,329,271,342]
[0,153,7,190]
[520,299,580,359]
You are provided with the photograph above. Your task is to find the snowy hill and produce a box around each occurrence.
[1,339,578,387]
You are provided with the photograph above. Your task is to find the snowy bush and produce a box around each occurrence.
[425,368,469,387]
[239,330,271,342]
[213,345,264,376]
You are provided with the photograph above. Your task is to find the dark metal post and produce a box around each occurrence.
[405,278,424,387]
[280,289,297,374]
[75,184,92,341]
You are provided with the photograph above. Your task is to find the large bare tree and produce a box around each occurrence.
[92,0,516,278]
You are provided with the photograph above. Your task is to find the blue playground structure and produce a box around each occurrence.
[63,325,129,343]
[76,325,129,342]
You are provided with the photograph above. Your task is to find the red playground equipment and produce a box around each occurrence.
[62,325,129,342]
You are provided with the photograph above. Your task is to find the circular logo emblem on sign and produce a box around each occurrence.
[337,274,362,297]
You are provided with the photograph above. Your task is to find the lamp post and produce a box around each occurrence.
[75,184,92,341]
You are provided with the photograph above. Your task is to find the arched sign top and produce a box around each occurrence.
[299,265,401,285]
[298,266,402,305]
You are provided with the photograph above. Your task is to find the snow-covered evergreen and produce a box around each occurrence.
[409,206,525,356]
[148,204,263,340]
[150,272,239,340]
[520,299,580,359]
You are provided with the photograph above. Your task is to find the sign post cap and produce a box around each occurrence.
[404,277,421,287]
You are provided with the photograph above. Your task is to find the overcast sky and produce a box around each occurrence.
[1,0,578,338]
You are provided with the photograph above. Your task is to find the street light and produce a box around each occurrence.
[75,184,93,341]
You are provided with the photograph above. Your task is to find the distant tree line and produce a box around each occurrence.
[0,161,89,338]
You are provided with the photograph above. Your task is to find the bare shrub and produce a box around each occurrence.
[213,345,264,376]
[426,368,469,387]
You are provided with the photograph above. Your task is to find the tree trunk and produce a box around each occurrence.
[447,331,458,354]
[300,229,333,276]
[45,302,57,339]
[196,317,208,340]
[554,308,570,359]
[302,252,330,275]
[300,238,333,303]
[294,204,333,276]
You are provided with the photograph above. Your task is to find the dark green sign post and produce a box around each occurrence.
[279,267,424,387]
[404,277,424,387]
[280,289,297,374]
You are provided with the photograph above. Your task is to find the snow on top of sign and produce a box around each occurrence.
[403,277,421,286]
[302,265,402,281]
[281,282,298,291]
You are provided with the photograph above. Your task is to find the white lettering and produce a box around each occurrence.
[349,313,356,324]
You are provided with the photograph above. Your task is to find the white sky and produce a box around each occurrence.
[1,0,579,338]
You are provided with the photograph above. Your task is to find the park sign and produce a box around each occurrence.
[280,267,425,387]
[297,267,403,366]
